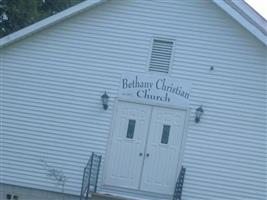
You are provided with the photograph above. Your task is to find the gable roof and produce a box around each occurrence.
[0,0,266,48]
[213,0,266,45]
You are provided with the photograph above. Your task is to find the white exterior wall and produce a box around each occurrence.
[0,0,266,200]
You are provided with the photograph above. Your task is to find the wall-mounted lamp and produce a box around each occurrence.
[195,106,204,123]
[101,91,109,110]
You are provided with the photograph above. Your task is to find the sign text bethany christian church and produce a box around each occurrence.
[119,73,192,107]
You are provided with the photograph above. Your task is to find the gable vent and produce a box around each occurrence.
[149,39,174,73]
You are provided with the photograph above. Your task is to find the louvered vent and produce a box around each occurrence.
[149,39,174,73]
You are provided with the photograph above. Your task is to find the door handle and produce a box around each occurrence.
[139,153,143,156]
[146,153,150,157]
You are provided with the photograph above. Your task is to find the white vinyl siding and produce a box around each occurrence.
[0,1,266,200]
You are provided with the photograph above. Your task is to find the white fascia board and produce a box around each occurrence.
[0,0,106,48]
[213,0,267,46]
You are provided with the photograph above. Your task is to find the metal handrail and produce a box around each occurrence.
[173,166,186,200]
[80,152,102,200]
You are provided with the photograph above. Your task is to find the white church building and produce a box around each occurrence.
[0,0,266,200]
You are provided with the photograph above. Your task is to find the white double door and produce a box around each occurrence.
[105,101,186,195]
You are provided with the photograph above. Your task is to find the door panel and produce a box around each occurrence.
[140,107,186,194]
[105,101,151,189]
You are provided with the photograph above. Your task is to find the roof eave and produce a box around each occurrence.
[213,0,267,46]
[0,0,106,48]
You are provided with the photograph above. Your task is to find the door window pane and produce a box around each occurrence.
[161,125,170,144]
[126,119,136,139]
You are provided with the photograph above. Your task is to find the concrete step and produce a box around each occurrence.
[91,193,135,200]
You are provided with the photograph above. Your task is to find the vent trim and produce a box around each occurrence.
[148,38,174,74]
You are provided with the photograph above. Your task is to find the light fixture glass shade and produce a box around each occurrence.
[195,106,204,123]
[101,91,109,110]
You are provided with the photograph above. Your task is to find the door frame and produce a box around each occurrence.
[102,98,191,193]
